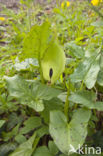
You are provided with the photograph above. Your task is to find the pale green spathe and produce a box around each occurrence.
[41,42,66,84]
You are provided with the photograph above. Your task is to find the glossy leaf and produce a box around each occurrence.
[65,42,84,59]
[14,58,38,71]
[0,120,5,128]
[33,146,52,156]
[9,133,36,156]
[70,53,101,89]
[20,117,42,134]
[49,109,91,155]
[41,98,63,124]
[69,90,103,111]
[36,126,49,138]
[48,141,59,155]
[15,134,26,144]
[97,70,103,86]
[85,57,100,89]
[5,75,62,112]
[3,124,19,142]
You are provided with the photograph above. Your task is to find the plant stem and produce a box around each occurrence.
[64,80,70,120]
[38,58,44,83]
[38,40,44,83]
[32,137,40,156]
[27,7,31,31]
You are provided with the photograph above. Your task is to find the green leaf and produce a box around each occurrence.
[20,117,42,134]
[41,98,63,124]
[70,52,101,89]
[48,141,59,155]
[69,90,103,111]
[9,133,36,156]
[49,109,91,155]
[5,75,43,112]
[70,154,82,156]
[60,154,80,156]
[69,90,97,106]
[99,55,103,68]
[5,75,61,112]
[7,113,23,130]
[22,22,52,60]
[33,82,62,101]
[21,22,66,84]
[0,120,5,128]
[2,124,20,142]
[97,70,103,86]
[41,41,66,84]
[0,143,17,156]
[14,58,38,71]
[65,42,84,59]
[15,134,26,144]
[70,58,92,83]
[30,100,44,112]
[85,57,100,89]
[33,146,52,156]
[36,126,49,138]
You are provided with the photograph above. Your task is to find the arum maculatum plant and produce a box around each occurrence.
[21,21,66,84]
[4,17,103,155]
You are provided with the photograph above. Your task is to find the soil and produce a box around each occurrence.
[0,0,56,8]
[0,0,19,10]
[0,0,58,12]
[0,0,75,12]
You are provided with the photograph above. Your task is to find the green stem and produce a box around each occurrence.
[38,40,44,83]
[27,2,32,31]
[38,58,44,83]
[32,137,40,156]
[80,80,84,90]
[64,81,70,120]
